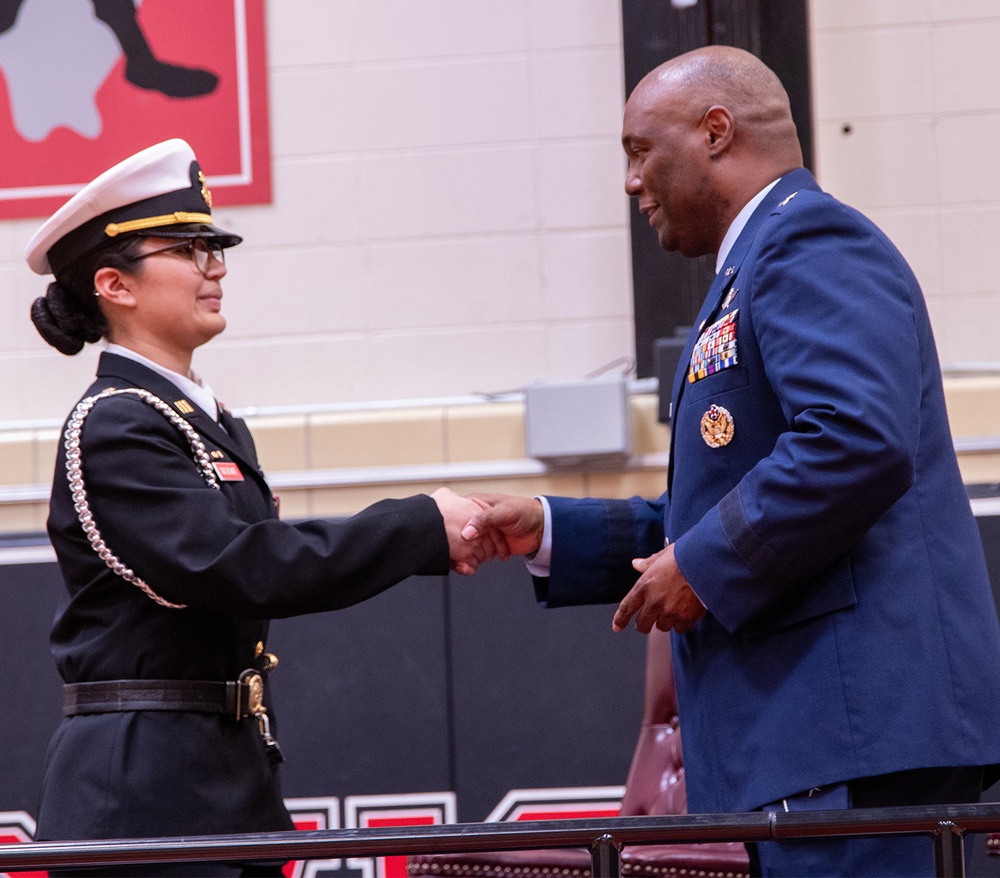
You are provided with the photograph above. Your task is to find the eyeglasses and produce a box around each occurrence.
[130,239,226,276]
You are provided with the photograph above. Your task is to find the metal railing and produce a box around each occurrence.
[2,804,1000,877]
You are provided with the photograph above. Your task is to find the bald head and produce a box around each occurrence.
[622,47,803,257]
[637,46,801,169]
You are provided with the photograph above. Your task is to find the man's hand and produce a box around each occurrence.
[431,488,494,575]
[613,544,706,634]
[460,493,545,560]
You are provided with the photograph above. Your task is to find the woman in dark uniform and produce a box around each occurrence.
[24,139,488,876]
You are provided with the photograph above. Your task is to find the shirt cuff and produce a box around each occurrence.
[524,495,552,577]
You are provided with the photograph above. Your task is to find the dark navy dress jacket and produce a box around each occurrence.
[38,352,449,840]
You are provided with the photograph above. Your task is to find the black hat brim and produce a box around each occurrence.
[135,222,243,249]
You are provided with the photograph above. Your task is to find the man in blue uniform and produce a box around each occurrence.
[462,46,1000,876]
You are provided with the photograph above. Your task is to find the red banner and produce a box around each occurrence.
[0,0,271,218]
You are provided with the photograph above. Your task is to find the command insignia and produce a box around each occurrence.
[701,404,734,448]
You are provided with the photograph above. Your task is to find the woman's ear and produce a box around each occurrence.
[94,266,137,308]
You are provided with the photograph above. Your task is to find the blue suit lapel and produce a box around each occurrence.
[666,266,738,494]
[666,169,820,496]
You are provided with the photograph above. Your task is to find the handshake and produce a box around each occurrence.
[429,487,707,636]
[430,487,542,576]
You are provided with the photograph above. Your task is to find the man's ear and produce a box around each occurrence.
[704,105,735,156]
[94,266,137,308]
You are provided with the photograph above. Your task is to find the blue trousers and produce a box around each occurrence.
[748,766,984,877]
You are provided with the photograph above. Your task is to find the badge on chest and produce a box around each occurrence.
[212,461,244,481]
[700,404,735,448]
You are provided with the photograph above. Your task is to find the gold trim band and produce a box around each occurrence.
[105,211,214,237]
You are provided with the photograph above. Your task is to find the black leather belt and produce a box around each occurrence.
[63,670,265,720]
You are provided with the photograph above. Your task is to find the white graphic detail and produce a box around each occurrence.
[283,796,342,878]
[486,786,624,822]
[346,792,456,878]
[0,811,39,878]
[0,0,125,140]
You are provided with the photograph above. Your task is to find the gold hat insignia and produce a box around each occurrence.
[199,171,213,209]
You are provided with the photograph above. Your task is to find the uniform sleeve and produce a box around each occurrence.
[536,494,668,607]
[674,199,922,632]
[67,395,450,617]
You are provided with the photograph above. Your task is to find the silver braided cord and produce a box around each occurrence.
[64,387,221,609]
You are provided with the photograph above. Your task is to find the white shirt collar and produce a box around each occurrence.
[714,178,781,275]
[105,343,219,421]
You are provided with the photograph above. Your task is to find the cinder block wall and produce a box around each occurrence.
[2,380,998,536]
[0,0,633,422]
[809,0,1000,366]
[0,2,998,536]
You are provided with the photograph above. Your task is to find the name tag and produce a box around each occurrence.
[213,461,244,482]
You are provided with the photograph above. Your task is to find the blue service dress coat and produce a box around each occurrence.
[37,352,451,841]
[537,168,1000,814]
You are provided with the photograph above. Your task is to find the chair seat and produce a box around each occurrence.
[622,841,750,876]
[407,631,750,878]
[409,847,592,877]
[408,841,749,877]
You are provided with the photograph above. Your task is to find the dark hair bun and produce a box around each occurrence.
[30,282,101,355]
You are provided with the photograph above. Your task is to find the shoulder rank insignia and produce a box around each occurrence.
[701,404,734,448]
